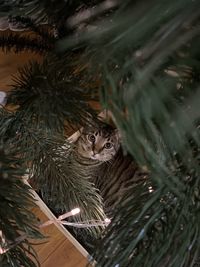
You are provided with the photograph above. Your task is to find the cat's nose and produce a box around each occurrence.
[93,150,99,155]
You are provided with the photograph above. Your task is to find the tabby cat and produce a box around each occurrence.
[66,120,148,253]
[72,120,147,217]
[38,119,147,252]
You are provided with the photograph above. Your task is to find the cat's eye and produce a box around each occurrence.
[88,134,96,142]
[104,142,113,149]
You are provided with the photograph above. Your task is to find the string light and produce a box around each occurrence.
[148,186,154,193]
[0,246,9,255]
[39,207,81,228]
[0,91,7,106]
[0,231,26,255]
[40,207,111,229]
[0,207,111,254]
[105,218,111,224]
[0,230,8,255]
[61,218,111,228]
[58,207,80,220]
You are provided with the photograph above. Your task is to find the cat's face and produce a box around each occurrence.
[76,124,120,162]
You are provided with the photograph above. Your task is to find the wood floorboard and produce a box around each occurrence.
[32,232,66,264]
[42,239,88,267]
[31,202,89,267]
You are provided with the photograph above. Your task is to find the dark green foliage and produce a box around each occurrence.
[30,140,106,237]
[0,109,105,232]
[0,1,21,16]
[7,54,98,133]
[0,106,104,248]
[0,145,43,267]
[0,0,104,27]
[0,0,200,266]
[77,1,200,266]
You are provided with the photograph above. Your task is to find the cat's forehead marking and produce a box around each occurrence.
[83,123,117,140]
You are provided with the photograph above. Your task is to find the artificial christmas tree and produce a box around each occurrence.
[0,0,200,266]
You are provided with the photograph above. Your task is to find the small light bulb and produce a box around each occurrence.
[148,186,154,193]
[105,218,111,224]
[71,208,80,215]
[0,91,7,106]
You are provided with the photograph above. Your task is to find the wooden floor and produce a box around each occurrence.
[25,181,88,267]
[30,195,90,267]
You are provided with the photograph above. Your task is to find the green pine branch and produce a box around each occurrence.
[0,144,43,267]
[0,108,105,239]
[30,139,106,237]
[0,0,105,26]
[65,0,200,266]
[0,0,200,266]
[7,53,98,133]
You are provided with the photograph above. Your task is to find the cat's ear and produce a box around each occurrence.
[68,127,83,143]
[98,110,115,127]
